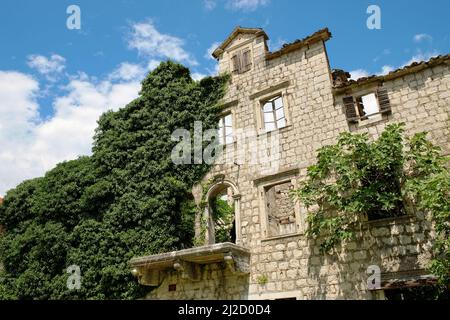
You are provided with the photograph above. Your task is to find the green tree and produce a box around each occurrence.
[0,61,229,299]
[293,123,449,288]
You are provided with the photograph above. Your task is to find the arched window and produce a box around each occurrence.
[204,180,241,245]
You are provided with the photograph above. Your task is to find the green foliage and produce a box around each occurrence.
[257,274,268,286]
[404,133,450,288]
[211,198,235,244]
[193,174,226,247]
[293,124,407,252]
[293,123,449,287]
[0,61,229,300]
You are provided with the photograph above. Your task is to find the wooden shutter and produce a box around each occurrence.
[231,54,241,74]
[377,87,392,114]
[343,96,358,122]
[241,49,252,72]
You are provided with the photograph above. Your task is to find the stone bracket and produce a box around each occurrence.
[224,252,250,275]
[130,243,251,287]
[173,260,201,282]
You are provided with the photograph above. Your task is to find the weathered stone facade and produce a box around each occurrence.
[131,27,450,300]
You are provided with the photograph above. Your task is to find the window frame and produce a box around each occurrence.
[230,46,253,75]
[258,176,303,240]
[355,92,381,120]
[258,93,289,134]
[217,112,234,146]
[343,86,392,124]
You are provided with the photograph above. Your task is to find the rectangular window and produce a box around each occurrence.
[383,286,449,301]
[241,49,252,73]
[262,95,286,132]
[356,93,380,119]
[231,47,252,74]
[218,114,233,145]
[231,54,240,74]
[343,87,392,123]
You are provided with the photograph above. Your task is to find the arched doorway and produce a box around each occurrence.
[204,180,241,246]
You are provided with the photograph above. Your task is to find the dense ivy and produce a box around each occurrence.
[0,62,229,299]
[211,198,235,244]
[293,123,450,290]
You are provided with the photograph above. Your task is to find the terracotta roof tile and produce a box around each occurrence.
[334,54,450,92]
[266,28,332,60]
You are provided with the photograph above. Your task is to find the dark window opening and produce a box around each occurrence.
[169,284,177,292]
[384,286,450,301]
[362,169,405,221]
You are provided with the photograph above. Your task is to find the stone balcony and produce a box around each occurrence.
[129,243,251,287]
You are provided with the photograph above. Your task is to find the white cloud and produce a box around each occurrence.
[191,72,207,81]
[227,0,270,11]
[0,21,197,195]
[413,33,432,43]
[203,0,217,10]
[349,69,370,80]
[30,78,140,171]
[27,54,66,80]
[402,50,439,67]
[109,62,147,81]
[205,42,221,60]
[0,71,42,195]
[269,37,287,52]
[204,0,269,11]
[380,65,394,75]
[128,21,198,66]
[349,50,439,81]
[0,69,141,196]
[147,59,162,71]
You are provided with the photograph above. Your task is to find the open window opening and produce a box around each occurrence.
[356,93,380,120]
[210,187,236,243]
[205,183,240,245]
[343,87,392,123]
[382,286,450,301]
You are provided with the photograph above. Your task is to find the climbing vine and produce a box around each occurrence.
[194,174,235,246]
[0,62,229,300]
[292,123,449,289]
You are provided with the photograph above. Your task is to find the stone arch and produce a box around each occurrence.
[204,179,242,246]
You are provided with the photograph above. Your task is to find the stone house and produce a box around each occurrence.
[130,27,450,300]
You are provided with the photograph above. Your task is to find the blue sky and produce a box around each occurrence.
[0,0,449,195]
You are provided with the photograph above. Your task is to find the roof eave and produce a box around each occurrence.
[266,28,332,61]
[333,53,450,94]
[212,27,269,59]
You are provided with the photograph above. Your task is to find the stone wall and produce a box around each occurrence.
[143,29,449,300]
[335,63,450,155]
[145,264,249,300]
[249,214,435,300]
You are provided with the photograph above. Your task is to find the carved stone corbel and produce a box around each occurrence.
[224,252,250,275]
[173,260,201,282]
